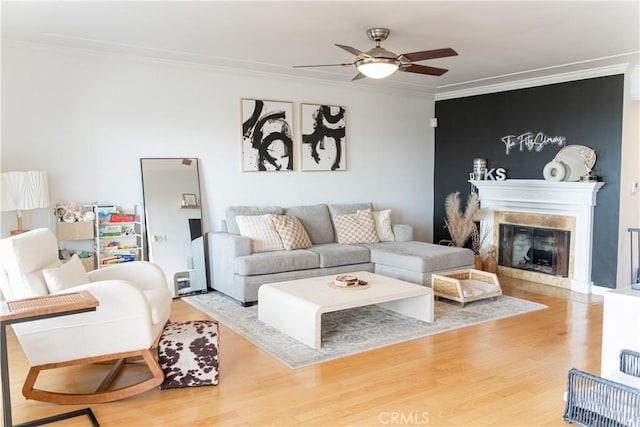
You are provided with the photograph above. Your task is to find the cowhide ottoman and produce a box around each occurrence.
[158,320,219,389]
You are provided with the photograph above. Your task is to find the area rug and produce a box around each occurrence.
[183,292,547,369]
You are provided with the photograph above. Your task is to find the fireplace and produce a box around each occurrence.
[471,179,604,294]
[498,224,570,277]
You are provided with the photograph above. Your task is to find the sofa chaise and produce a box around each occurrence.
[208,203,474,305]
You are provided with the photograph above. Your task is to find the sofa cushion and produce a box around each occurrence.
[333,209,379,244]
[460,279,501,297]
[369,209,395,242]
[225,206,283,235]
[271,215,313,250]
[366,241,474,273]
[0,228,61,298]
[235,214,283,253]
[234,250,320,276]
[42,254,90,293]
[307,243,370,268]
[328,202,373,216]
[328,203,372,242]
[283,204,334,244]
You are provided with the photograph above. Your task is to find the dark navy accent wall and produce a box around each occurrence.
[434,75,624,288]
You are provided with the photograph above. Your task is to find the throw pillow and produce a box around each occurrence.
[42,254,90,293]
[235,214,284,253]
[271,215,313,251]
[368,209,395,242]
[333,209,380,245]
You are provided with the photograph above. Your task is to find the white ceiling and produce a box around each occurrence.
[2,1,639,96]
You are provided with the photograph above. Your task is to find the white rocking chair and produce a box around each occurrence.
[0,228,172,404]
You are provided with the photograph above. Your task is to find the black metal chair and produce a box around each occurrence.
[564,349,640,426]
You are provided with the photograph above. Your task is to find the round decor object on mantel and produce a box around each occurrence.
[543,160,567,182]
[555,145,596,182]
[544,144,597,182]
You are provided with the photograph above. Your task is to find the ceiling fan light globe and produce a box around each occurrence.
[356,59,399,79]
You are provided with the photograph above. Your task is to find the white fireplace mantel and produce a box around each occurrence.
[471,179,604,294]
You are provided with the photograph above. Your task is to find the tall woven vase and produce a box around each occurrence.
[484,247,498,274]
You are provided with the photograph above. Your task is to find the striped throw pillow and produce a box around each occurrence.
[271,215,312,250]
[333,209,380,245]
[235,214,283,253]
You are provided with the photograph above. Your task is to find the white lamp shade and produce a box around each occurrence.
[1,171,50,212]
[356,61,399,79]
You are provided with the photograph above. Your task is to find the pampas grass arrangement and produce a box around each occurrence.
[444,192,487,247]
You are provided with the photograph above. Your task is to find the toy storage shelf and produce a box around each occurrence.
[95,205,144,269]
[55,205,96,271]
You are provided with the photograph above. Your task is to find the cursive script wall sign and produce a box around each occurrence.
[501,132,566,155]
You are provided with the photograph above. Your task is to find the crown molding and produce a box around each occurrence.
[2,39,436,100]
[435,63,632,101]
[4,39,634,103]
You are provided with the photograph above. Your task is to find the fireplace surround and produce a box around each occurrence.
[471,179,604,293]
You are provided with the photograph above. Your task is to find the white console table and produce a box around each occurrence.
[601,288,640,388]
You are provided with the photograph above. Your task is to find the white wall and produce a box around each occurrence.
[1,43,436,241]
[616,65,640,288]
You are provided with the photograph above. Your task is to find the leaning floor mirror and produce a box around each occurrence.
[140,158,207,297]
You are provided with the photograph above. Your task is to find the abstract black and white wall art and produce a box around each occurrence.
[241,99,294,171]
[301,103,346,171]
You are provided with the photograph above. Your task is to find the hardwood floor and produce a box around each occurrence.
[2,277,604,426]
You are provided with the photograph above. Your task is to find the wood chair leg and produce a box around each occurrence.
[22,348,164,404]
[95,358,126,393]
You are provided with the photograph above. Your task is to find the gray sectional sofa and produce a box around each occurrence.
[208,203,474,305]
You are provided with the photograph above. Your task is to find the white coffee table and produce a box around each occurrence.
[257,271,434,349]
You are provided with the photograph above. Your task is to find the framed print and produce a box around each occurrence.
[182,193,198,207]
[301,103,346,171]
[241,99,294,171]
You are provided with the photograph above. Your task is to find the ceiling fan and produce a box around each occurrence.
[293,28,457,81]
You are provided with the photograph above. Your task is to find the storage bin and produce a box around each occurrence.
[57,221,94,240]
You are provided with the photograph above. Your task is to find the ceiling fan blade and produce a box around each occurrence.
[351,72,366,81]
[400,64,449,76]
[400,48,458,63]
[292,63,353,68]
[335,44,370,57]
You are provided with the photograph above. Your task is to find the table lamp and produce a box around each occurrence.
[1,170,50,235]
